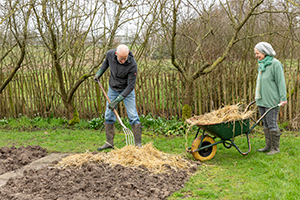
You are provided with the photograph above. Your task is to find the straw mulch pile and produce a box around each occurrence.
[56,143,193,174]
[186,104,255,126]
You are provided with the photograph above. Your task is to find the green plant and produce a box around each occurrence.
[29,116,43,123]
[88,117,105,129]
[278,121,289,130]
[0,116,69,131]
[139,114,197,136]
[0,118,8,125]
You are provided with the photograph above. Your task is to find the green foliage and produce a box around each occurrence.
[88,117,105,129]
[278,121,289,131]
[164,119,189,136]
[85,114,195,136]
[182,104,192,122]
[47,117,69,126]
[0,116,69,130]
[0,114,197,137]
[140,114,197,136]
[0,118,8,125]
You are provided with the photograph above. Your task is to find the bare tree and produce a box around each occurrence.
[160,0,288,109]
[0,0,33,93]
[30,0,160,123]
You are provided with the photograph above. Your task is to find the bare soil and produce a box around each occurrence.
[0,145,47,175]
[0,147,199,200]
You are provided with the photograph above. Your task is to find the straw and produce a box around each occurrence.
[186,104,255,126]
[56,143,192,174]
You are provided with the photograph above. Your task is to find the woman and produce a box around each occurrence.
[254,42,287,155]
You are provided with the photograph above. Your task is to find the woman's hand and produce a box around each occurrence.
[280,101,287,106]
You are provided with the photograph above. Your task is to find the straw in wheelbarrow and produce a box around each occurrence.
[97,81,135,146]
[186,104,255,126]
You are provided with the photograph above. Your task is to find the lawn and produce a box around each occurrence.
[0,118,299,200]
[170,130,300,200]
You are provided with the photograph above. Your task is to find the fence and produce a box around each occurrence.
[0,63,299,122]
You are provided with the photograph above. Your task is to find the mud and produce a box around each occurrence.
[0,145,47,175]
[0,162,198,200]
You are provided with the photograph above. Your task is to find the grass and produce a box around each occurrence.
[169,131,300,200]
[0,117,299,199]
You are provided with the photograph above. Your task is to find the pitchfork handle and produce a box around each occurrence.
[97,81,125,127]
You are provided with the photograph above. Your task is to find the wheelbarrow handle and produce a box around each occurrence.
[240,102,281,156]
[243,100,256,113]
[256,103,282,123]
[97,80,125,127]
[247,103,282,134]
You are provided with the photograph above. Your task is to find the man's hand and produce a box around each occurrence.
[94,74,100,82]
[94,68,105,82]
[108,95,125,110]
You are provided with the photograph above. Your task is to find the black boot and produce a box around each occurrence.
[131,123,142,147]
[97,123,115,151]
[267,130,281,155]
[257,128,271,152]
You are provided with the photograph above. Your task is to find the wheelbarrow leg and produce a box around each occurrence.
[230,132,251,156]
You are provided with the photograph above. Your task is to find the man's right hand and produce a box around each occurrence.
[94,68,105,82]
[94,74,100,82]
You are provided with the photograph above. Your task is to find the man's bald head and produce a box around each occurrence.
[117,44,129,54]
[115,44,129,64]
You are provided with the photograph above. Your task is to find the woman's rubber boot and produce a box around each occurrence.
[257,128,271,152]
[267,130,281,155]
[131,123,142,147]
[97,123,115,151]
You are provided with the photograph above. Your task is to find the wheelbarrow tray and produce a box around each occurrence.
[195,118,250,140]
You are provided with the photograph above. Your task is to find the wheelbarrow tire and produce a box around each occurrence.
[191,135,217,161]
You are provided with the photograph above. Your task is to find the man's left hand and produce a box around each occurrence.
[108,95,125,110]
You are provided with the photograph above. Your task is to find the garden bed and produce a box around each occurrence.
[0,145,47,175]
[0,146,199,200]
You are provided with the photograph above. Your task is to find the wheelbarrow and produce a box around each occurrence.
[186,100,282,161]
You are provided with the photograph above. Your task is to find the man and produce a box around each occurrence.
[94,44,142,150]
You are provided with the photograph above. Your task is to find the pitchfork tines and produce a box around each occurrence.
[116,115,135,146]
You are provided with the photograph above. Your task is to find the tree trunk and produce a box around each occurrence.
[65,101,79,125]
[183,81,193,106]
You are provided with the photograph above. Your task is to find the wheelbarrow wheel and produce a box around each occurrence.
[191,135,217,161]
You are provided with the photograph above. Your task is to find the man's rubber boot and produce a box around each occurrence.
[257,128,271,152]
[267,130,281,155]
[131,123,142,147]
[97,123,115,151]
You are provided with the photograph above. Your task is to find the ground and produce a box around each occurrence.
[0,146,198,200]
[0,145,47,175]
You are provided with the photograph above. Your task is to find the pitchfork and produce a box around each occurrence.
[97,80,135,146]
